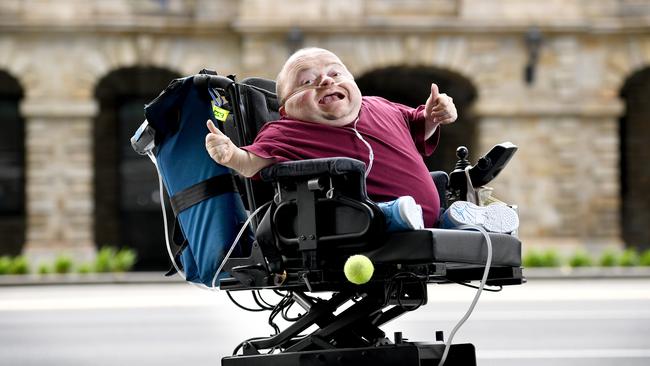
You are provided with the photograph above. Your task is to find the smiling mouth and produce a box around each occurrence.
[319,92,345,105]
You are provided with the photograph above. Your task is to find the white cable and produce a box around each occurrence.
[211,201,272,288]
[350,117,374,179]
[437,223,493,366]
[147,151,187,282]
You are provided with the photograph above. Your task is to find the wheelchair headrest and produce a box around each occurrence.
[225,77,280,147]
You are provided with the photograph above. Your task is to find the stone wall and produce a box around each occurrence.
[0,0,649,259]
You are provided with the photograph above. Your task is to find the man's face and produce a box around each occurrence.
[279,50,362,127]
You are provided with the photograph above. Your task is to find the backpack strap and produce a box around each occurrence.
[169,174,239,216]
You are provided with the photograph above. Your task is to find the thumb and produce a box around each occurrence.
[206,119,221,135]
[430,83,439,100]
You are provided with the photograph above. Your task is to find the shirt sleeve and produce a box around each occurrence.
[240,122,294,163]
[392,102,440,157]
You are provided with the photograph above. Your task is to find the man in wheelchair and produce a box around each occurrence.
[205,47,457,229]
[132,48,524,366]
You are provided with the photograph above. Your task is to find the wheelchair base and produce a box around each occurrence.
[222,342,476,366]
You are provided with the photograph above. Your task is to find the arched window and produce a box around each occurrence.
[620,67,650,250]
[0,71,25,256]
[94,67,180,270]
[356,66,478,173]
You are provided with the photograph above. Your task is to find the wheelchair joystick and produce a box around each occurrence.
[448,146,472,205]
[453,146,470,170]
[446,142,518,206]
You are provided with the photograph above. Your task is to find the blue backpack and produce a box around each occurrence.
[131,72,250,287]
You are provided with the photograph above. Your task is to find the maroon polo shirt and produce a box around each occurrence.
[242,96,441,227]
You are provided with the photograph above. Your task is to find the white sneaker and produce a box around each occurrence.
[397,196,425,230]
[441,201,519,234]
[378,196,424,232]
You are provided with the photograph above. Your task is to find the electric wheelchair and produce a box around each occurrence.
[133,70,525,366]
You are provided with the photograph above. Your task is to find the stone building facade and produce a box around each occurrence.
[0,0,649,266]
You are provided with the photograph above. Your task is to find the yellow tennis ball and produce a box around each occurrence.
[344,255,374,285]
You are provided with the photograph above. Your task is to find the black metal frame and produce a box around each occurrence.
[223,343,477,366]
[221,285,478,366]
[221,280,480,365]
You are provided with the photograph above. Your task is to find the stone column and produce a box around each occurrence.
[20,98,97,263]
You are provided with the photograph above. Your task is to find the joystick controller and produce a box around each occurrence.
[448,146,472,205]
[446,142,518,205]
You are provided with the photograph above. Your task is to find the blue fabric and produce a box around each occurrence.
[377,198,410,232]
[143,75,248,286]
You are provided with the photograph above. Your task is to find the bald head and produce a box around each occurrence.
[276,47,353,106]
[274,47,362,127]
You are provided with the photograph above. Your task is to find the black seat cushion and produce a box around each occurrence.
[363,229,521,267]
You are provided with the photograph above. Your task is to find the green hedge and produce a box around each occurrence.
[523,248,650,268]
[0,247,138,275]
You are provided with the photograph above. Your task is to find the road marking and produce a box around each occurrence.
[479,348,650,359]
[405,309,650,321]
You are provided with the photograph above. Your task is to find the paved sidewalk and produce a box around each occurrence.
[0,272,183,286]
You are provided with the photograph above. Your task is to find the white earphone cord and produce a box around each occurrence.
[351,117,374,178]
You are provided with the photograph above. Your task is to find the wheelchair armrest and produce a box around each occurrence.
[260,157,372,204]
[260,157,366,181]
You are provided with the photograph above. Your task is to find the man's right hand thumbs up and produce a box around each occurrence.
[205,119,236,165]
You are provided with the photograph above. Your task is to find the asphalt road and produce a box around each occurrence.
[1,278,648,366]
